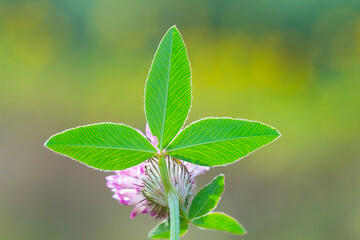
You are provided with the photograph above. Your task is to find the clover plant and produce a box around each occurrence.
[45,26,280,240]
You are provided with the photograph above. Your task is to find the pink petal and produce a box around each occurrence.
[145,123,159,150]
[112,189,139,205]
[184,162,210,177]
[106,175,141,189]
[135,128,146,138]
[130,204,150,218]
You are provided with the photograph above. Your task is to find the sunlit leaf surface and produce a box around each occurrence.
[192,212,246,235]
[188,175,224,219]
[145,26,192,150]
[45,123,157,170]
[167,117,280,166]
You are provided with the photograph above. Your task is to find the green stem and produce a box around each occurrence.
[168,193,180,240]
[158,155,180,240]
[158,155,171,192]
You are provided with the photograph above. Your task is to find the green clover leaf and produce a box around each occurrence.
[45,25,280,170]
[192,212,246,235]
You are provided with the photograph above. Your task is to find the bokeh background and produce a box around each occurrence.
[1,0,360,239]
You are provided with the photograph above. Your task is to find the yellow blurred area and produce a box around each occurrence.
[1,0,359,239]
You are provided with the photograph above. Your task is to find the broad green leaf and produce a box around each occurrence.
[45,123,157,170]
[148,217,188,239]
[167,117,280,166]
[145,25,192,150]
[192,212,246,235]
[188,175,224,219]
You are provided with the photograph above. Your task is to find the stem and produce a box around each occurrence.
[158,155,180,240]
[168,193,180,240]
[158,155,171,192]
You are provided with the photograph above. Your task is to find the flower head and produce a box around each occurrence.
[106,156,209,219]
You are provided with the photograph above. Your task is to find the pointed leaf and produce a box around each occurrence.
[148,217,188,239]
[188,175,224,219]
[167,117,280,166]
[192,212,246,235]
[145,26,192,150]
[45,123,157,170]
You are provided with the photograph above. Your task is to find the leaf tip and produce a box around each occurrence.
[216,174,225,182]
[170,24,178,30]
[270,126,281,137]
[168,25,181,36]
[43,137,51,149]
[235,227,247,235]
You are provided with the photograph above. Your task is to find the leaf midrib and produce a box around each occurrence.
[159,29,174,150]
[168,132,279,152]
[46,143,156,153]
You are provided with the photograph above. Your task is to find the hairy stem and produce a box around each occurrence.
[158,155,180,240]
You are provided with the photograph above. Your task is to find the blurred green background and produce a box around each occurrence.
[1,0,360,239]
